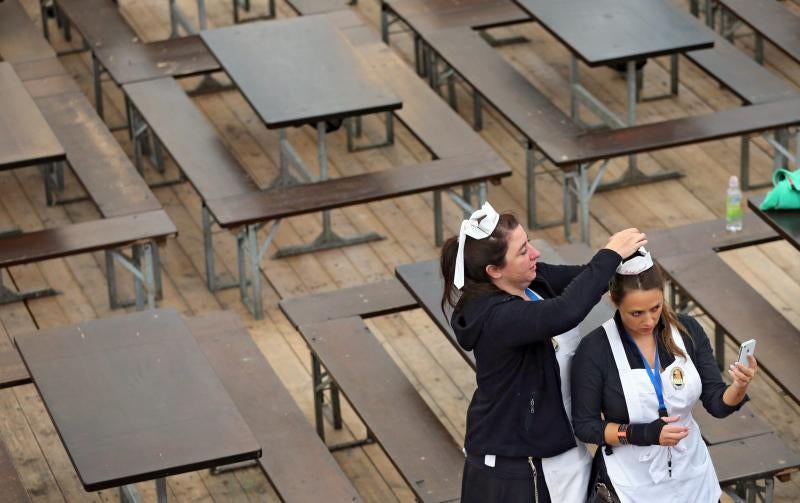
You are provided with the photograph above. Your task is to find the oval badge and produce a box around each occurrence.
[671,367,685,390]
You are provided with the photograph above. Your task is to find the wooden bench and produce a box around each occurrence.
[422,27,800,243]
[0,0,58,64]
[299,317,464,503]
[683,29,799,189]
[381,0,531,73]
[49,0,220,121]
[0,209,175,310]
[186,311,362,502]
[0,439,30,502]
[716,0,800,65]
[279,279,418,327]
[711,433,800,501]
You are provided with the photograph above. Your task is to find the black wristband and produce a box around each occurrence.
[627,418,666,446]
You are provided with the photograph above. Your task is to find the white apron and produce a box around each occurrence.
[601,319,721,503]
[541,325,593,503]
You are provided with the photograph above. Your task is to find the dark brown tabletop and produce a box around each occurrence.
[201,15,401,128]
[0,63,65,171]
[513,0,714,66]
[748,196,800,252]
[14,308,261,492]
[0,0,57,64]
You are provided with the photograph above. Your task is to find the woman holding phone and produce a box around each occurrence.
[571,248,758,503]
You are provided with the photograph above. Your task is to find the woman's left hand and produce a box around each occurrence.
[729,355,757,390]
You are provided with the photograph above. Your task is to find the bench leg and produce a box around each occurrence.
[202,205,238,291]
[346,112,394,152]
[714,324,725,371]
[312,353,326,441]
[754,35,764,65]
[472,91,483,132]
[0,270,59,306]
[331,381,343,430]
[238,221,281,319]
[563,161,610,244]
[40,0,51,41]
[380,7,391,44]
[414,36,425,77]
[526,145,573,230]
[769,128,792,173]
[705,0,716,29]
[92,53,104,121]
[446,66,458,112]
[434,190,443,247]
[428,51,440,95]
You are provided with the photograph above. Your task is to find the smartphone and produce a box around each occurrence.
[737,339,756,368]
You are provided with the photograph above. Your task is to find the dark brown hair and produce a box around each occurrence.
[609,264,688,358]
[440,213,520,314]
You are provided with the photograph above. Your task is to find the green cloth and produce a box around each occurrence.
[759,169,800,210]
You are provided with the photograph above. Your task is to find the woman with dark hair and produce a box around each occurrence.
[440,202,647,503]
[571,249,758,503]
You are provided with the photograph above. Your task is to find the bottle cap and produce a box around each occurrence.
[729,175,739,188]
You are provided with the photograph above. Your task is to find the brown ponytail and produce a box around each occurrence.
[608,264,689,358]
[440,213,520,315]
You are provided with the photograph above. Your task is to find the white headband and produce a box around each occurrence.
[454,202,500,289]
[616,246,654,275]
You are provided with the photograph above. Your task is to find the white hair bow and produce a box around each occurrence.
[616,246,654,275]
[454,202,500,289]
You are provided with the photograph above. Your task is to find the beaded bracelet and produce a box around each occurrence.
[617,423,629,445]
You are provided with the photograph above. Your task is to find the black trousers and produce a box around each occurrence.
[460,457,552,503]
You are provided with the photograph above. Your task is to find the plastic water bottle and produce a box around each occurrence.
[726,175,743,232]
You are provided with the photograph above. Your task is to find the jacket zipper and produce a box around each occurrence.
[527,457,539,503]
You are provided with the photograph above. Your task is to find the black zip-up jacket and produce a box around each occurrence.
[451,248,621,459]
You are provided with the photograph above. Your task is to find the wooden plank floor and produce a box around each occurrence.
[1,0,798,501]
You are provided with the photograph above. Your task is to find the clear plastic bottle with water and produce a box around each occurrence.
[726,175,743,232]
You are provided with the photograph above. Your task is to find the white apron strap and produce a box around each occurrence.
[602,318,644,423]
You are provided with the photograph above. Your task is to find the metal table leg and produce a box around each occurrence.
[273,122,384,258]
[596,60,682,191]
[563,160,610,244]
[346,112,394,152]
[156,478,168,503]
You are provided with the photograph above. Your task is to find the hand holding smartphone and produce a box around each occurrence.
[737,339,756,368]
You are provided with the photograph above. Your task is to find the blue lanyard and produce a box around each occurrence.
[622,326,668,417]
[524,288,541,301]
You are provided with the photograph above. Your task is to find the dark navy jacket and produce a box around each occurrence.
[451,248,621,459]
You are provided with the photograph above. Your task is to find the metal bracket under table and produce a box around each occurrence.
[0,271,59,306]
[270,121,386,258]
[569,55,683,191]
[120,478,168,503]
